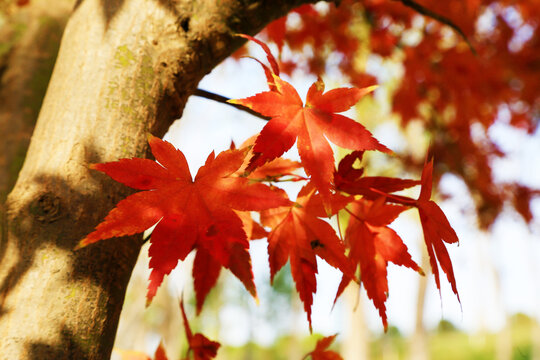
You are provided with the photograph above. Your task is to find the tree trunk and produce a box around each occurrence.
[0,0,73,203]
[0,0,73,282]
[0,0,323,358]
[0,0,73,354]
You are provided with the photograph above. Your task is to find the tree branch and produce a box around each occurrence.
[193,88,270,121]
[396,0,477,55]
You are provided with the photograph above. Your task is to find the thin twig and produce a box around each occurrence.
[336,211,344,242]
[397,0,477,55]
[193,88,271,121]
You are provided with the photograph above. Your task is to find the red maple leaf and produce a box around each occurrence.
[303,334,343,360]
[416,158,460,299]
[230,74,391,202]
[78,135,290,310]
[153,342,169,360]
[180,300,220,360]
[248,157,302,181]
[237,134,302,181]
[260,184,354,330]
[346,156,461,305]
[233,138,302,240]
[235,210,268,240]
[335,197,423,330]
[334,151,420,197]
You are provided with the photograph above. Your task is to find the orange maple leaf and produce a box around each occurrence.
[334,150,420,197]
[153,341,169,360]
[78,135,290,310]
[335,197,423,330]
[261,184,354,330]
[230,74,391,203]
[303,334,343,360]
[180,300,220,360]
[417,158,460,300]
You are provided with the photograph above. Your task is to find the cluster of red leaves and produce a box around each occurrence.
[261,0,540,228]
[118,318,343,360]
[79,36,459,355]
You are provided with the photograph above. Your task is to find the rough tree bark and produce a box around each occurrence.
[0,0,74,356]
[0,0,73,202]
[0,0,326,358]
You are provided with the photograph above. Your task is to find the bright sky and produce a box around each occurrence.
[164,50,540,346]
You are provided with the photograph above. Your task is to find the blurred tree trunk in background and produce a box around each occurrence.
[342,285,369,360]
[531,235,540,360]
[532,315,540,360]
[409,243,429,360]
[480,235,512,360]
[286,297,305,360]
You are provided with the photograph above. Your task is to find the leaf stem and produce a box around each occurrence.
[336,211,344,242]
[248,174,308,183]
[368,187,417,207]
[344,207,364,223]
[193,89,271,121]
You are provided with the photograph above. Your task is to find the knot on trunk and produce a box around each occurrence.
[30,192,62,222]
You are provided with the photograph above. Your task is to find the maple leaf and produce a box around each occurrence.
[154,342,169,360]
[235,210,268,240]
[303,334,343,360]
[180,299,220,360]
[232,137,300,242]
[230,74,391,202]
[416,158,460,299]
[262,1,540,228]
[248,157,302,181]
[238,34,280,76]
[237,34,281,91]
[334,151,420,197]
[237,134,302,181]
[335,197,423,330]
[79,135,290,310]
[260,184,354,330]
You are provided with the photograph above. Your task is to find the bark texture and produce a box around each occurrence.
[0,0,324,359]
[0,0,73,233]
[0,0,73,356]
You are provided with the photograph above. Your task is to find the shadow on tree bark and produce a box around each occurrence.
[0,0,330,358]
[1,140,142,359]
[0,0,74,317]
[28,327,91,360]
